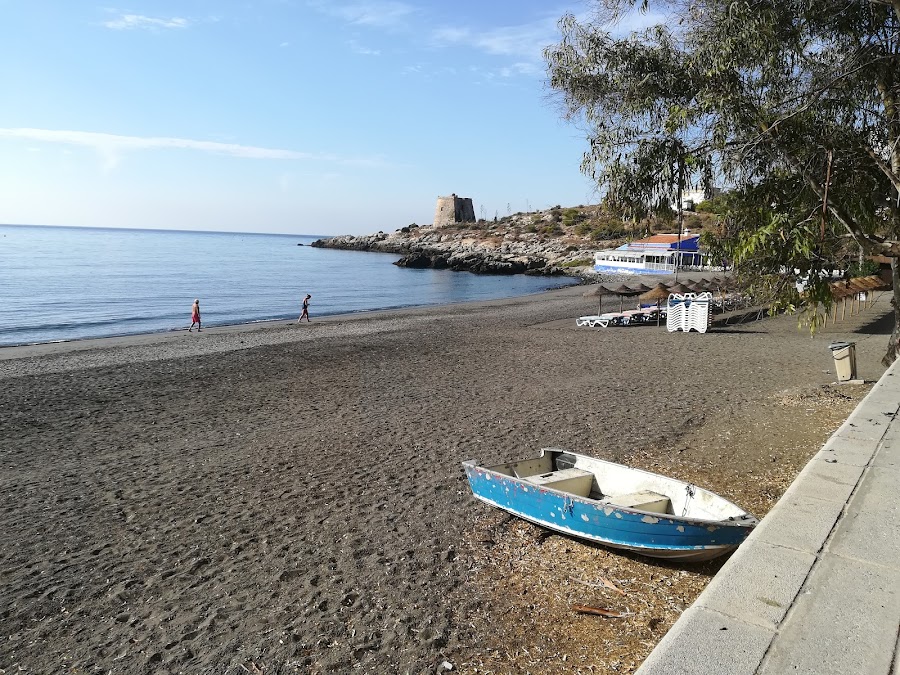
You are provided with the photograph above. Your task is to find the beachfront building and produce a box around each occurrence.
[593,233,720,275]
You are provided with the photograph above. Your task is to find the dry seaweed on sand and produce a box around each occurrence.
[572,604,632,618]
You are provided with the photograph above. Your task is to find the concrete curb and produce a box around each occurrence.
[637,359,900,675]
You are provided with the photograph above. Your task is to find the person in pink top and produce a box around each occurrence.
[189,299,201,332]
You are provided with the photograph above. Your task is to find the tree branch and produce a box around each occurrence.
[868,0,900,23]
[867,146,900,193]
[798,164,900,256]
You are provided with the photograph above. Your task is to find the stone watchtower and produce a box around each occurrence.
[433,194,476,227]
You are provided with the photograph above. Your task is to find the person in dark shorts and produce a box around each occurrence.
[298,294,311,323]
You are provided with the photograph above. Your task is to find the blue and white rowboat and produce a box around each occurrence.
[462,448,757,562]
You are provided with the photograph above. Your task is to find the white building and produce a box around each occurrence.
[677,187,721,212]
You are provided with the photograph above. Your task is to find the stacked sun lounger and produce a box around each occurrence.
[666,293,712,333]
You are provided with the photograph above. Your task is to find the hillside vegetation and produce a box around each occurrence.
[315,202,724,276]
[406,202,721,251]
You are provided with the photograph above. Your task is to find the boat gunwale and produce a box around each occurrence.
[462,449,757,529]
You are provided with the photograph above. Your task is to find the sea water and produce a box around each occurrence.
[0,224,576,347]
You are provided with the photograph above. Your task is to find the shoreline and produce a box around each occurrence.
[0,280,586,357]
[1,285,891,673]
[0,285,573,356]
[0,285,590,374]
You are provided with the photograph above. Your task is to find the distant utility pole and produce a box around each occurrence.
[526,200,532,212]
[507,202,511,216]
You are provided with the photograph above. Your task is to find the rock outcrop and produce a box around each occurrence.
[311,226,605,278]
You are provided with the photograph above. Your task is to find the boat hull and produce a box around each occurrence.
[463,459,754,562]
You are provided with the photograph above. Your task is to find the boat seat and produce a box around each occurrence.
[603,490,671,514]
[523,468,593,498]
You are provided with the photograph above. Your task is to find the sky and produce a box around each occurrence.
[0,1,664,235]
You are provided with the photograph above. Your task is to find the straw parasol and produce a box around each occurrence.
[582,284,612,316]
[846,278,869,293]
[686,279,710,293]
[630,283,653,307]
[612,283,642,311]
[639,283,671,325]
[668,282,693,295]
[860,275,885,290]
[640,283,671,302]
[829,281,852,300]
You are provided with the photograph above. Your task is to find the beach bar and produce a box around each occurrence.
[593,233,718,275]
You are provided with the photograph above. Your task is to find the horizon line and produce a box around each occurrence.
[0,222,334,239]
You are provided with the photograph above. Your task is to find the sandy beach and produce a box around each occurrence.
[0,283,892,674]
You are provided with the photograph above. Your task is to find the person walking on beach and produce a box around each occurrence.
[189,299,201,332]
[298,294,311,323]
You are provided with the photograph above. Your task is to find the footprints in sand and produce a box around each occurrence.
[2,388,476,673]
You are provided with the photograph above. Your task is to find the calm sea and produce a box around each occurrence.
[0,224,576,347]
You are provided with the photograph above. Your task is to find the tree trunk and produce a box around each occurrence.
[884,258,900,366]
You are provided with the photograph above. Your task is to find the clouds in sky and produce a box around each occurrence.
[310,1,565,75]
[348,39,381,55]
[102,13,190,30]
[308,2,666,81]
[0,128,382,171]
[431,17,560,61]
[308,0,418,29]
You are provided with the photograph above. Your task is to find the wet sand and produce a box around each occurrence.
[0,284,892,674]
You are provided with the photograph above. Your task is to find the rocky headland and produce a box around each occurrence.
[310,205,644,279]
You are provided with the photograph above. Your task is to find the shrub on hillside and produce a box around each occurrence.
[575,220,593,236]
[540,223,563,236]
[560,258,594,267]
[562,208,582,227]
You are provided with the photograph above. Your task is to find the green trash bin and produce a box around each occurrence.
[828,341,857,382]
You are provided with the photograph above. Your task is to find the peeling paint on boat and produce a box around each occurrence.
[461,448,757,562]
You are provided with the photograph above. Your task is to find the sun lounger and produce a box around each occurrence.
[630,308,665,324]
[578,312,630,328]
[576,313,625,328]
[576,315,603,327]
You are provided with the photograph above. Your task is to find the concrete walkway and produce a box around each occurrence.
[637,357,900,674]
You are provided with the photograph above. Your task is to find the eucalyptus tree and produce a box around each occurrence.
[545,0,900,363]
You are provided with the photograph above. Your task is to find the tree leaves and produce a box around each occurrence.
[545,0,900,361]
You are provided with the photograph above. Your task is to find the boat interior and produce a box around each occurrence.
[487,448,748,521]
